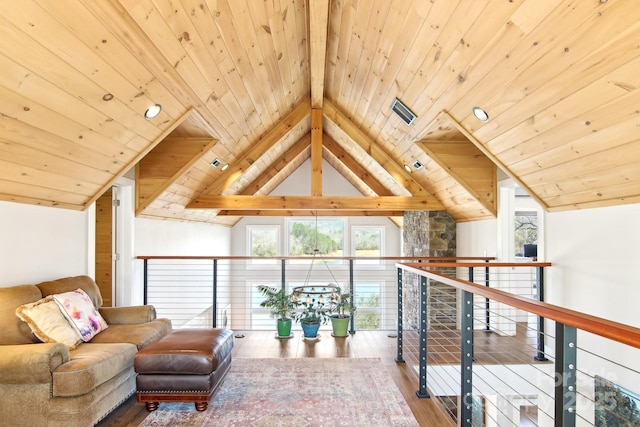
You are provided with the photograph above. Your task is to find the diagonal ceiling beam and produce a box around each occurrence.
[309,0,329,109]
[239,134,311,195]
[187,195,443,211]
[322,135,394,196]
[323,98,444,208]
[198,98,311,197]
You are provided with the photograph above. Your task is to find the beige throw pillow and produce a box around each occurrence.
[52,289,108,342]
[15,296,82,349]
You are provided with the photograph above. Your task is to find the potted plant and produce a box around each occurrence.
[328,286,356,337]
[257,285,296,338]
[292,290,329,339]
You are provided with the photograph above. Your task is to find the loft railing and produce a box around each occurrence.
[137,255,640,426]
[397,262,640,427]
[137,255,493,333]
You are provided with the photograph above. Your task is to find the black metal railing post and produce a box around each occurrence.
[416,274,429,398]
[395,267,405,363]
[485,261,490,331]
[349,259,355,334]
[535,266,548,361]
[555,322,577,427]
[281,258,286,290]
[143,258,148,305]
[461,290,474,427]
[212,259,217,328]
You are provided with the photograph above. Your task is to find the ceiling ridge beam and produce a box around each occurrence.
[309,0,329,109]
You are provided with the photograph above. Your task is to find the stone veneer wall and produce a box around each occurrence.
[403,211,457,330]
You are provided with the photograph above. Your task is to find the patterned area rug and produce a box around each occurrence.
[139,357,418,427]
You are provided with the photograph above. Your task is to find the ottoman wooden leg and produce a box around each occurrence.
[195,401,208,411]
[145,402,159,412]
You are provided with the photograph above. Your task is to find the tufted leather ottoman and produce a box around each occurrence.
[134,328,235,411]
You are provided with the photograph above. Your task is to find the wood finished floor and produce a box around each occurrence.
[97,330,455,427]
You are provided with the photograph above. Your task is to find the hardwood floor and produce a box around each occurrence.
[97,330,455,426]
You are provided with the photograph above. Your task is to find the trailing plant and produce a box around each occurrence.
[292,291,330,325]
[256,285,296,321]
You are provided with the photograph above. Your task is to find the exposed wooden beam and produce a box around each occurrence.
[240,135,311,195]
[322,135,394,196]
[311,108,323,196]
[200,99,311,196]
[188,195,442,210]
[309,0,329,109]
[216,209,403,216]
[323,98,443,208]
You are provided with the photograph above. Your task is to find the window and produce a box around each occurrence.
[248,226,279,265]
[287,218,344,258]
[353,226,383,265]
[514,211,537,257]
[354,283,381,330]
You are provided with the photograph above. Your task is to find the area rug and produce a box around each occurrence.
[139,357,418,427]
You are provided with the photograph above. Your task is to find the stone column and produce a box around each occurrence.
[402,210,457,329]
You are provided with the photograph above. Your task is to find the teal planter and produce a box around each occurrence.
[301,321,321,338]
[330,315,350,337]
[277,318,292,337]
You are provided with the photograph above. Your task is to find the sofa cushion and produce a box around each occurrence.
[52,289,108,342]
[52,343,137,397]
[15,296,82,349]
[90,318,172,349]
[37,275,103,308]
[0,284,42,345]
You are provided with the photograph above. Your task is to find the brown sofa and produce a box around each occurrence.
[0,276,172,427]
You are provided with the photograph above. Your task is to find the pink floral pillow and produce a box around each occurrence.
[52,289,108,342]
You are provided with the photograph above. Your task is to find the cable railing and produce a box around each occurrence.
[136,255,640,426]
[138,256,490,334]
[397,262,640,427]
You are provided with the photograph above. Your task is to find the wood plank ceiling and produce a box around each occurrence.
[1,0,639,226]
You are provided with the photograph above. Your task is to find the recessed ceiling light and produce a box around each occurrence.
[403,164,412,173]
[472,106,489,122]
[210,158,221,167]
[412,160,423,170]
[221,163,229,171]
[144,104,162,120]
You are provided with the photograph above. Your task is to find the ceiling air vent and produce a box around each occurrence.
[391,98,417,126]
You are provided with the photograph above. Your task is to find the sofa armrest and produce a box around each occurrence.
[0,343,69,384]
[99,305,157,325]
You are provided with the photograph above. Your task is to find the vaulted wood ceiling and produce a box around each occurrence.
[1,0,639,226]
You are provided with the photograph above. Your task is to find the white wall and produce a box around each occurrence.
[545,203,640,327]
[0,201,90,286]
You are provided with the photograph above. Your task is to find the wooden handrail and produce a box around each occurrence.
[136,255,496,261]
[399,263,640,350]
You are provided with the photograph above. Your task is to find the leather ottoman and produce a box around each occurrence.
[134,328,235,411]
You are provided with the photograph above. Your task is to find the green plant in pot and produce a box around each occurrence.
[328,286,356,337]
[292,290,329,339]
[257,285,296,338]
